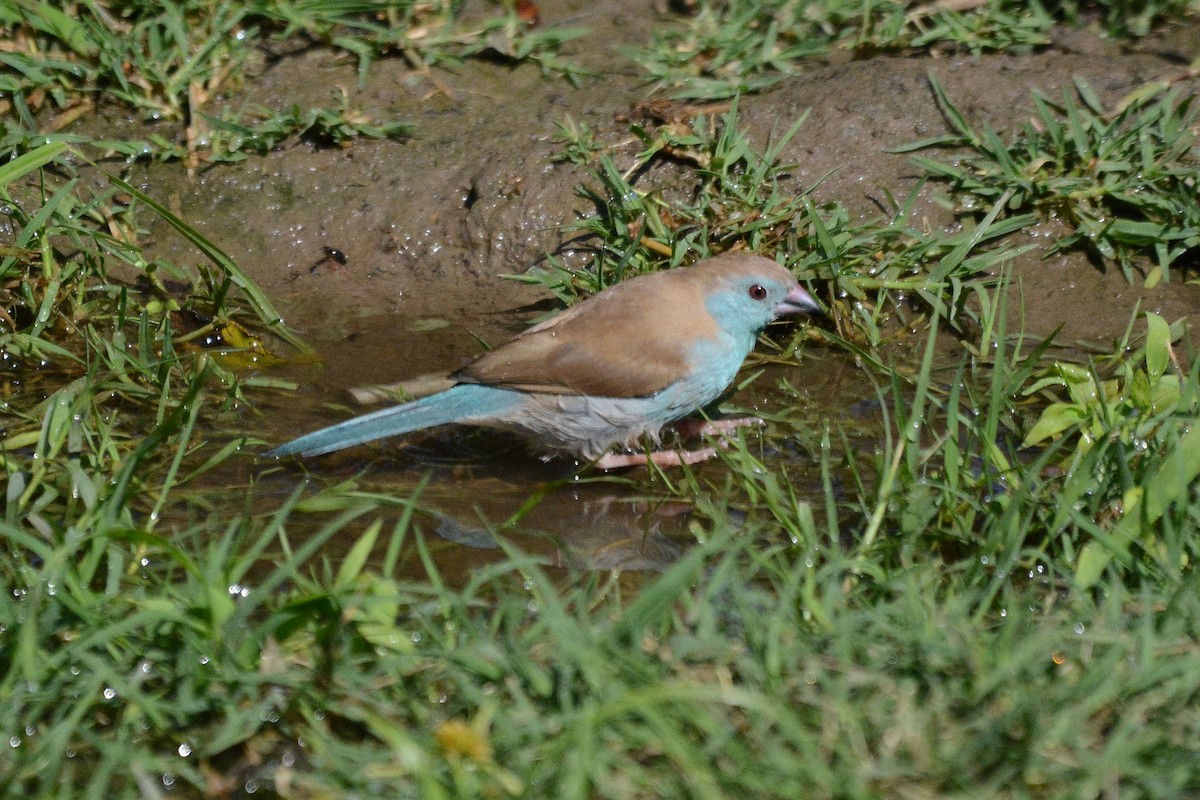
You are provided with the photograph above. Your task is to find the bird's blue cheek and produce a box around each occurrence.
[703,291,772,341]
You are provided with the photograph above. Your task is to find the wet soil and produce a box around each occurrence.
[92,3,1200,567]
[129,6,1200,341]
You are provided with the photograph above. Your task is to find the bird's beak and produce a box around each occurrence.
[774,285,822,316]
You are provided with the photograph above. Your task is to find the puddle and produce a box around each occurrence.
[228,309,883,575]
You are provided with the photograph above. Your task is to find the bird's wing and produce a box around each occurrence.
[453,273,720,398]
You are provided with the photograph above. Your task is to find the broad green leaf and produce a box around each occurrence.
[1076,421,1200,588]
[0,140,68,187]
[335,518,383,592]
[1022,402,1088,447]
[1144,312,1170,382]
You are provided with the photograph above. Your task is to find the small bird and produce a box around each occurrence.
[267,252,820,469]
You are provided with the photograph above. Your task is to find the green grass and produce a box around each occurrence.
[537,103,1031,345]
[634,0,1199,99]
[0,97,416,166]
[899,76,1200,284]
[1,141,298,545]
[6,7,1200,799]
[7,133,1200,796]
[6,283,1200,797]
[0,0,586,163]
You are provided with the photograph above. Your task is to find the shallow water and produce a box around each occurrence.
[238,309,882,574]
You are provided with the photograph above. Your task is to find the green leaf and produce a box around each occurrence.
[0,140,69,187]
[15,1,99,57]
[108,175,313,355]
[1076,420,1200,588]
[1022,402,1088,447]
[335,518,383,593]
[1144,312,1170,382]
[1056,363,1100,406]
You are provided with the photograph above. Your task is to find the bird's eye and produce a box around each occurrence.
[748,284,768,301]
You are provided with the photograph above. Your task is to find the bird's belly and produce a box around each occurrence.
[484,391,700,460]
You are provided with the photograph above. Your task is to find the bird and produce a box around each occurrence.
[266,252,820,469]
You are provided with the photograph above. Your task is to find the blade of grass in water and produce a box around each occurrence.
[110,174,313,355]
[0,141,69,187]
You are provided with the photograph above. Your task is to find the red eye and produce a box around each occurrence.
[748,284,767,301]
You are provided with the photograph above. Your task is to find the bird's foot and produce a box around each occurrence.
[593,417,765,470]
[673,416,765,441]
[594,447,720,471]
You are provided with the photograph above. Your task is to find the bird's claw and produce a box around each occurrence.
[682,416,765,439]
[594,416,765,470]
[594,447,720,471]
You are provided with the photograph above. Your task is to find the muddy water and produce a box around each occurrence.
[244,309,879,574]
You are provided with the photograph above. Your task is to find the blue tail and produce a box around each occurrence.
[266,384,522,458]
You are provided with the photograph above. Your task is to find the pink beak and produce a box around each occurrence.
[774,284,821,316]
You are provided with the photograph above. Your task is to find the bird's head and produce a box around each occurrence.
[696,254,821,339]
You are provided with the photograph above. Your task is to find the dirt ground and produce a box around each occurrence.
[120,2,1200,381]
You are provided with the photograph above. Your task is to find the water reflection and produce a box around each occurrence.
[257,424,701,574]
[244,310,879,576]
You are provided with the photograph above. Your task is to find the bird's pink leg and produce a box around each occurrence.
[593,417,764,470]
[673,416,764,440]
[594,447,720,471]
